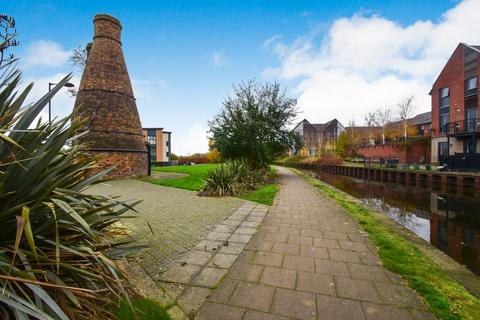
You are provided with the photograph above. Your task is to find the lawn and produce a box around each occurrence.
[292,168,480,320]
[147,164,279,205]
[149,164,216,191]
[239,183,278,205]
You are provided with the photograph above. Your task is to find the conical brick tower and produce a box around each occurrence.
[73,14,147,178]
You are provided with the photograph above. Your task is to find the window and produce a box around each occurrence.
[438,87,450,133]
[465,107,478,132]
[466,77,478,96]
[439,113,449,133]
[438,142,448,156]
[150,147,156,162]
[147,135,156,145]
[440,87,450,108]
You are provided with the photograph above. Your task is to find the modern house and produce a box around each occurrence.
[292,119,345,156]
[142,128,172,163]
[430,43,479,166]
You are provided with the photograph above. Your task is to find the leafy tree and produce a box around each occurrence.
[209,80,298,167]
[292,132,303,155]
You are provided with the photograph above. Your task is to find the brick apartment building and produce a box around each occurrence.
[143,128,172,163]
[292,119,345,156]
[430,43,479,165]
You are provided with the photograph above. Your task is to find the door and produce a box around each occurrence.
[438,142,448,164]
[464,138,475,154]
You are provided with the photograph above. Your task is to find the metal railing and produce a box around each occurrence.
[446,118,480,135]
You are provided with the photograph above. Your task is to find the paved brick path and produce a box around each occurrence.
[195,167,436,320]
[89,179,243,276]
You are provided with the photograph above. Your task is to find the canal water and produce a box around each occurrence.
[315,171,480,276]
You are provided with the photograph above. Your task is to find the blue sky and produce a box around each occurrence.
[4,0,476,154]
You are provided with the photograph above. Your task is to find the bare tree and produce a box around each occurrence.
[364,111,379,145]
[376,107,392,144]
[397,96,415,141]
[66,46,88,97]
[348,119,355,142]
[69,46,88,69]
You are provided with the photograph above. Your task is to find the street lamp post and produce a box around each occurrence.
[48,81,75,123]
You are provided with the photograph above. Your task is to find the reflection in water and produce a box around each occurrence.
[316,172,480,275]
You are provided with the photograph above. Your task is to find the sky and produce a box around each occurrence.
[4,0,480,155]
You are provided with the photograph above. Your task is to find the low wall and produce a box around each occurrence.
[356,143,430,164]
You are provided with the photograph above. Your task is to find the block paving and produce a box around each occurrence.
[155,201,270,319]
[195,166,436,320]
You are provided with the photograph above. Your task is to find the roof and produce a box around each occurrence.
[310,119,338,131]
[430,43,480,93]
[462,42,480,54]
[410,111,431,125]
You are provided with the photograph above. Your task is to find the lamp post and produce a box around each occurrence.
[48,81,75,123]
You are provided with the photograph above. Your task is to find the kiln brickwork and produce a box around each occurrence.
[73,14,147,179]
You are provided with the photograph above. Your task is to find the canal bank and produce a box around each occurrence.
[317,164,480,191]
[287,167,480,320]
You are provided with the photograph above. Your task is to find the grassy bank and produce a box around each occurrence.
[292,168,480,320]
[148,165,279,205]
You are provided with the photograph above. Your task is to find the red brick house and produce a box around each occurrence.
[430,43,479,165]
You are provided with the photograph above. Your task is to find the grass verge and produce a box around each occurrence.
[116,297,171,320]
[292,168,480,320]
[149,164,217,191]
[239,183,279,205]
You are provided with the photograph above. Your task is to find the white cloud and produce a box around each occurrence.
[209,50,227,67]
[22,40,71,68]
[21,73,80,124]
[263,0,480,124]
[264,35,282,48]
[173,124,209,155]
[132,78,167,106]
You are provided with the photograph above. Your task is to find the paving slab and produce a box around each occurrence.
[194,167,436,319]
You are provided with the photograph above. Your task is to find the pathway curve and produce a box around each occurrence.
[195,166,436,320]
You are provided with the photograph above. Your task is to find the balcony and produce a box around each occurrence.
[445,118,480,136]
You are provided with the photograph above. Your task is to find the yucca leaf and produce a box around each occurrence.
[42,202,59,273]
[0,131,23,149]
[0,291,55,320]
[9,216,24,276]
[21,206,38,262]
[25,283,69,320]
[51,199,94,237]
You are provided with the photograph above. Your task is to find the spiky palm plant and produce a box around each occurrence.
[0,28,142,320]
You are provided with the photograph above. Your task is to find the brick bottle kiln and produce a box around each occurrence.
[73,14,147,178]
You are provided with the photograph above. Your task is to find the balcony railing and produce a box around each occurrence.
[445,118,480,135]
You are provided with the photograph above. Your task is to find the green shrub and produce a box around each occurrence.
[200,159,250,196]
[0,57,141,318]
